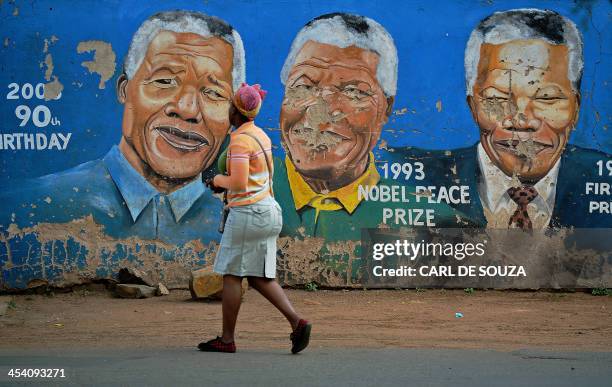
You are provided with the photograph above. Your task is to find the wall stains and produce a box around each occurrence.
[277,236,351,287]
[76,41,116,89]
[43,35,58,53]
[1,215,217,290]
[378,139,389,151]
[43,54,54,81]
[43,76,63,100]
[41,35,63,100]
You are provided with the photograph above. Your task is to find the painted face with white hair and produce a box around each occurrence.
[118,31,234,180]
[279,14,396,192]
[115,11,245,185]
[465,9,583,183]
[468,39,579,182]
[280,41,392,190]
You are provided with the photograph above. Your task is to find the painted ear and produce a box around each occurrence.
[117,73,128,104]
[384,96,395,120]
[572,92,581,128]
[466,95,478,123]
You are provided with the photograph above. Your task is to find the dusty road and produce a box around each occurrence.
[1,288,611,351]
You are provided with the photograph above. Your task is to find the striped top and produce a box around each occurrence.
[226,121,274,207]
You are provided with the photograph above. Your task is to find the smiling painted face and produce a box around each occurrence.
[280,40,391,186]
[469,39,580,182]
[119,31,233,179]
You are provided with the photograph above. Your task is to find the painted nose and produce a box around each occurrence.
[165,86,203,124]
[303,102,331,129]
[502,96,541,131]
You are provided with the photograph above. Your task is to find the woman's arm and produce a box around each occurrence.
[213,159,249,192]
[213,138,250,191]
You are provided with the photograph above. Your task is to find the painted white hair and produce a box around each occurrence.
[465,8,583,96]
[124,10,245,91]
[280,13,398,97]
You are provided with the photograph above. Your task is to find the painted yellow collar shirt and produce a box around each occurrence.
[285,153,380,222]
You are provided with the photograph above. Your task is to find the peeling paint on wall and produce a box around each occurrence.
[277,236,349,287]
[1,215,217,290]
[43,76,63,100]
[282,88,344,157]
[76,41,116,89]
[43,54,54,81]
[38,35,63,101]
[43,35,58,53]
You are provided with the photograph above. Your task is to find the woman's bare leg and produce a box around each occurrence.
[221,275,243,343]
[248,277,301,330]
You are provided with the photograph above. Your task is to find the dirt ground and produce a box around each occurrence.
[1,288,611,351]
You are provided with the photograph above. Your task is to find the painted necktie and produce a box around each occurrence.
[506,186,539,230]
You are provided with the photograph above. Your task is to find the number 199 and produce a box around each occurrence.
[596,160,612,176]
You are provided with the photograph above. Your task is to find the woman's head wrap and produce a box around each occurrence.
[233,83,267,120]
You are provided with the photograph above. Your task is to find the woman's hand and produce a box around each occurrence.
[212,174,229,190]
[205,176,226,193]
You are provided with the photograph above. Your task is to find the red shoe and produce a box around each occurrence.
[290,319,312,354]
[198,337,236,353]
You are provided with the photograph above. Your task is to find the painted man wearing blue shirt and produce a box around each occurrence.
[0,11,246,289]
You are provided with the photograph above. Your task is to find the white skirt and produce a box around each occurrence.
[213,196,282,278]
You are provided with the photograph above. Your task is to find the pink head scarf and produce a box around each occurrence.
[233,83,267,120]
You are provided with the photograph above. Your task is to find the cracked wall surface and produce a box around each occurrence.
[1,216,217,290]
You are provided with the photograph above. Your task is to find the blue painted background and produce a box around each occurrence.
[0,0,610,184]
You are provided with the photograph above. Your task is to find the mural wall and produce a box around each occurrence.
[1,0,610,290]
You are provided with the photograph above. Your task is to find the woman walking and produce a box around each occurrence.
[199,83,311,354]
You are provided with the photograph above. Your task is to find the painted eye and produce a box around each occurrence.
[290,75,315,92]
[534,94,566,102]
[484,96,509,102]
[203,88,227,101]
[534,86,567,102]
[480,87,510,102]
[342,85,371,100]
[294,83,313,91]
[152,78,177,88]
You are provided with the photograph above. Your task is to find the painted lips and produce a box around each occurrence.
[290,126,351,153]
[155,126,209,151]
[494,139,553,155]
[292,125,352,140]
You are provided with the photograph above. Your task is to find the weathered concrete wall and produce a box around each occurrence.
[0,1,610,290]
